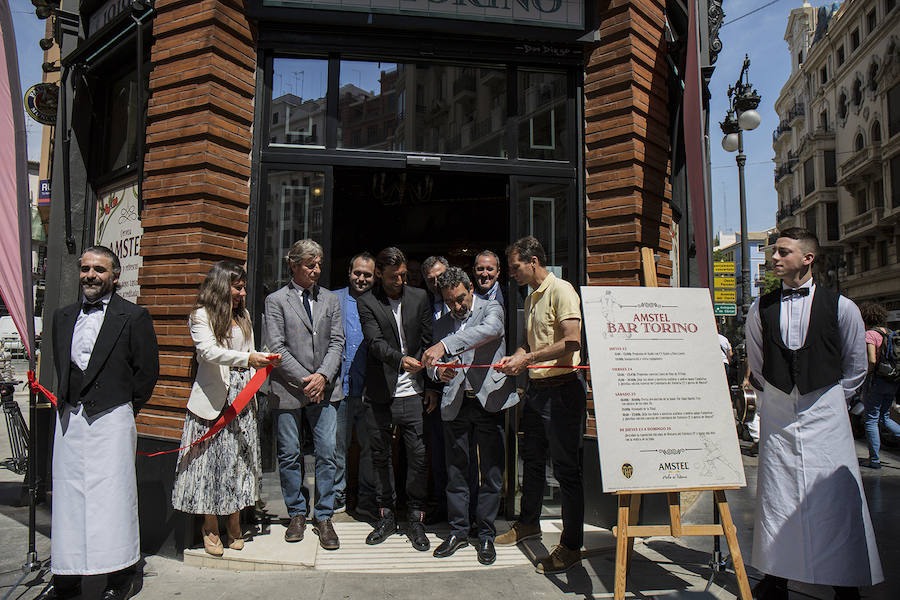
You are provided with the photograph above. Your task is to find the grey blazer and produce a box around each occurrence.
[264,283,344,409]
[431,295,519,421]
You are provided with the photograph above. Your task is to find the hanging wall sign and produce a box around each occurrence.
[95,181,143,303]
[264,0,584,29]
[24,83,58,126]
[581,286,746,492]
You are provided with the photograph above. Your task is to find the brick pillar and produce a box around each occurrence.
[137,0,256,440]
[584,0,673,288]
[582,0,674,437]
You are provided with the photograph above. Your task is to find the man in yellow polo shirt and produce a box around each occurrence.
[496,235,586,575]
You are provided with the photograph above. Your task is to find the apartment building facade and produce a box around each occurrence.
[774,0,899,309]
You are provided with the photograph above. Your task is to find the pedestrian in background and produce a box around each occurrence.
[859,301,900,469]
[172,261,280,557]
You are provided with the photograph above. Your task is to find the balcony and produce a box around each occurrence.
[840,207,884,241]
[774,161,795,183]
[772,120,792,145]
[838,144,882,186]
[788,102,805,125]
[776,197,803,223]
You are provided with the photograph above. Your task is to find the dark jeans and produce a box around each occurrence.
[424,406,448,514]
[444,395,505,540]
[519,375,586,550]
[365,394,427,513]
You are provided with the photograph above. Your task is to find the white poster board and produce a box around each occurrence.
[95,181,142,303]
[581,286,745,492]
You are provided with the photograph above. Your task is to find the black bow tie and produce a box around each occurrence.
[781,288,810,298]
[82,301,103,314]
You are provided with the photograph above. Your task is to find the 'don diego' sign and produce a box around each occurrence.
[95,182,143,303]
[265,0,584,28]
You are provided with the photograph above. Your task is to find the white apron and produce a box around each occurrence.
[751,381,883,586]
[51,402,140,575]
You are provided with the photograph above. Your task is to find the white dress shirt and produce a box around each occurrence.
[71,293,112,371]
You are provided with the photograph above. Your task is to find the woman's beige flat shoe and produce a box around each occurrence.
[202,528,224,556]
[227,534,244,550]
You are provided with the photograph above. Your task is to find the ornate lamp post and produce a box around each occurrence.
[719,54,761,320]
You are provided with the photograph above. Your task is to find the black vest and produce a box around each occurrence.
[759,285,842,394]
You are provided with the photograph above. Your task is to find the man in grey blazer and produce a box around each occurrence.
[422,267,518,565]
[264,239,344,550]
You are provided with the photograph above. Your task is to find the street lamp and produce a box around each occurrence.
[719,54,761,321]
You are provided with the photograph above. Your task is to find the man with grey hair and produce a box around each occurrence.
[265,239,345,550]
[422,267,517,565]
[473,250,504,306]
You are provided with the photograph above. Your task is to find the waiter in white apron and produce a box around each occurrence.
[746,228,882,600]
[43,246,159,600]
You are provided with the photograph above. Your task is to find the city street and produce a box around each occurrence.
[0,360,897,599]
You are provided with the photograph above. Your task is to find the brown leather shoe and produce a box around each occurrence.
[284,514,306,542]
[313,518,340,550]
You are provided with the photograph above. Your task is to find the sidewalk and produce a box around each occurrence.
[0,358,896,599]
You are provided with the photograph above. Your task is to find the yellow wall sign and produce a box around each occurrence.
[714,290,737,302]
[713,262,735,274]
[714,276,736,288]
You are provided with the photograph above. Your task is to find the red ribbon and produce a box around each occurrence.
[27,366,274,458]
[27,370,57,406]
[434,363,589,369]
[137,365,274,457]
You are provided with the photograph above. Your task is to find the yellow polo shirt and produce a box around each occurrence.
[524,272,582,379]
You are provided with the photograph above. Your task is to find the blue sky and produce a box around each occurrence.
[11,0,814,235]
[709,0,816,236]
[10,0,47,163]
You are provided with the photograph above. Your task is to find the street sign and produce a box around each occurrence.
[714,276,736,288]
[714,289,736,302]
[714,261,735,274]
[714,303,738,317]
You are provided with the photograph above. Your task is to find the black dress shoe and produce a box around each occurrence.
[433,534,468,558]
[407,520,430,551]
[753,575,788,600]
[365,509,397,545]
[477,537,496,565]
[101,578,133,600]
[833,586,860,600]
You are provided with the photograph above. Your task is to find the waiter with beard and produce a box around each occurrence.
[43,246,159,600]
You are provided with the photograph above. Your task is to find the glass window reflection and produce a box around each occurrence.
[262,170,325,295]
[338,61,401,151]
[338,61,506,156]
[518,70,568,161]
[270,58,328,147]
[517,181,569,279]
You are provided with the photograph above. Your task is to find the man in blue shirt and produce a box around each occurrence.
[334,252,378,517]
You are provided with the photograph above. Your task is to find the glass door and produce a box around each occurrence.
[503,176,577,517]
[252,165,332,481]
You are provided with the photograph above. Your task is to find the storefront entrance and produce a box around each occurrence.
[329,167,509,282]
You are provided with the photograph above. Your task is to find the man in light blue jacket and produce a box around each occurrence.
[422,267,518,566]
